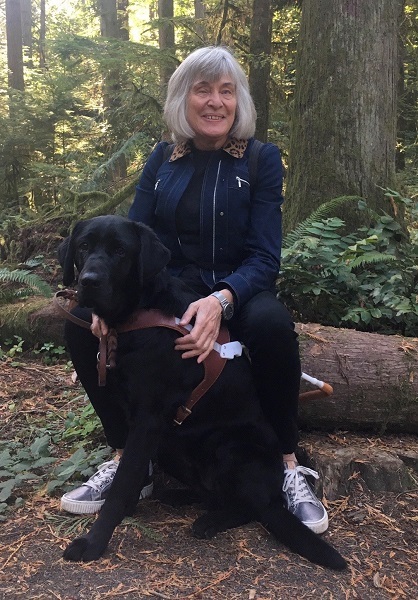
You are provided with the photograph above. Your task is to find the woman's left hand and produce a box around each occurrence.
[175,295,223,363]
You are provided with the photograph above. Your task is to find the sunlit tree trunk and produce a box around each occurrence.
[39,0,46,68]
[100,0,119,38]
[248,0,273,142]
[158,0,175,87]
[21,0,33,68]
[6,0,25,91]
[285,0,404,232]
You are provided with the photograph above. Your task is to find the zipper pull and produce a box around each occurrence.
[154,179,160,190]
[236,176,242,188]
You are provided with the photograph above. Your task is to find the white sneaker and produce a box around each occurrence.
[282,464,329,534]
[60,459,153,515]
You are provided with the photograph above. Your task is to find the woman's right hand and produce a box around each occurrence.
[91,314,109,338]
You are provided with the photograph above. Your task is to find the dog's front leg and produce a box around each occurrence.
[63,412,160,562]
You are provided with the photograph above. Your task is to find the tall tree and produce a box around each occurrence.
[39,0,46,68]
[6,0,25,91]
[100,0,119,38]
[248,0,273,142]
[285,0,404,232]
[21,0,33,67]
[158,0,175,86]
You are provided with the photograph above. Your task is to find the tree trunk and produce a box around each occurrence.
[39,0,46,68]
[2,302,417,434]
[100,0,119,38]
[297,323,418,434]
[21,0,33,68]
[248,0,273,142]
[6,0,25,92]
[158,0,175,87]
[284,0,404,233]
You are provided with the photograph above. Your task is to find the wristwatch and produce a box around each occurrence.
[210,291,234,320]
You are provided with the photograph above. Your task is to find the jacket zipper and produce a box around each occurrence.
[212,160,222,284]
[236,176,249,187]
[154,179,160,190]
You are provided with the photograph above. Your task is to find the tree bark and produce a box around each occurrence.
[297,323,418,434]
[6,0,25,92]
[285,0,404,232]
[158,0,175,87]
[248,0,273,142]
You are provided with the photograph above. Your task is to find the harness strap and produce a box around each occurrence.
[117,308,230,425]
[54,292,230,424]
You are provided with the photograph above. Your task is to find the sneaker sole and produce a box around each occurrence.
[303,512,329,534]
[60,481,154,515]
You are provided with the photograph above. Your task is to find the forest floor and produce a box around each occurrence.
[0,359,417,600]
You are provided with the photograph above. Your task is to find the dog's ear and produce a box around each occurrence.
[135,222,171,283]
[57,222,84,286]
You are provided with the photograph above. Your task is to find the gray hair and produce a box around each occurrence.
[164,46,256,142]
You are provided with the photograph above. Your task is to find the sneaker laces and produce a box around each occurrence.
[283,465,319,507]
[84,460,118,492]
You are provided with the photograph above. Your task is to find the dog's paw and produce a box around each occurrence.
[192,514,220,539]
[63,536,106,562]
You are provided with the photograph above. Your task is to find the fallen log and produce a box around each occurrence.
[297,323,418,434]
[1,300,417,434]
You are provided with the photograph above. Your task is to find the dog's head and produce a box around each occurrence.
[58,215,171,320]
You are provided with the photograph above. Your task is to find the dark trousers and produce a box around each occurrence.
[65,274,301,454]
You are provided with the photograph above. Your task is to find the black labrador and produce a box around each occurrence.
[58,215,347,570]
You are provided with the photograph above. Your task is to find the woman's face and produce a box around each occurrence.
[186,76,237,150]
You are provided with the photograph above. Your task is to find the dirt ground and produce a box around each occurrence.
[0,360,417,600]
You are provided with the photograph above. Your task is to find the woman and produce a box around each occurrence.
[61,46,328,535]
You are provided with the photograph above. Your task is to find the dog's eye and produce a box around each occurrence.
[115,246,126,257]
[79,242,88,252]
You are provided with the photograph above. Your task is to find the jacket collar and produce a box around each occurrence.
[169,138,249,161]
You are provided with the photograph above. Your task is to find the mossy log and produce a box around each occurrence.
[1,300,417,434]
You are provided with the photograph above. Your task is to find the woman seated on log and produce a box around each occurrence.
[61,46,328,535]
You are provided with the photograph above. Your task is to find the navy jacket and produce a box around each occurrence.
[128,137,284,308]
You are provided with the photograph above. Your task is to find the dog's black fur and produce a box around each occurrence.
[58,215,347,570]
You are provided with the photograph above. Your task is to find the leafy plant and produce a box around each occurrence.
[278,195,418,336]
[0,268,53,303]
[34,342,68,365]
[0,435,57,518]
[61,396,102,443]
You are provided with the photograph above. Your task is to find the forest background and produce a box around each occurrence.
[1,0,418,338]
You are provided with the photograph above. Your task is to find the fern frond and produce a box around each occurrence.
[347,252,397,270]
[0,269,53,298]
[283,196,364,248]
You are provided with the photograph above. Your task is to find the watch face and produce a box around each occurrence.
[223,302,234,320]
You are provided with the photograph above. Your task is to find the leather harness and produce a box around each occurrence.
[54,290,229,425]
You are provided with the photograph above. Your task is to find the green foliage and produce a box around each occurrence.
[278,195,418,336]
[62,396,102,443]
[0,435,57,518]
[33,342,68,365]
[0,335,25,362]
[0,268,53,303]
[47,446,110,494]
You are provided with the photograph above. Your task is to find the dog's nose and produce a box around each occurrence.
[79,271,101,288]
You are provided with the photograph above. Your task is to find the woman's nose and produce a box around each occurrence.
[207,92,223,107]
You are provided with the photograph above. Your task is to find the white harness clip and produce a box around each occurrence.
[214,340,243,359]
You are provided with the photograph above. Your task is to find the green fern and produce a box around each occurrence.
[283,196,364,248]
[0,268,53,299]
[347,252,397,270]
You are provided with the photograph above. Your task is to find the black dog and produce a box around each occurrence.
[58,215,347,570]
